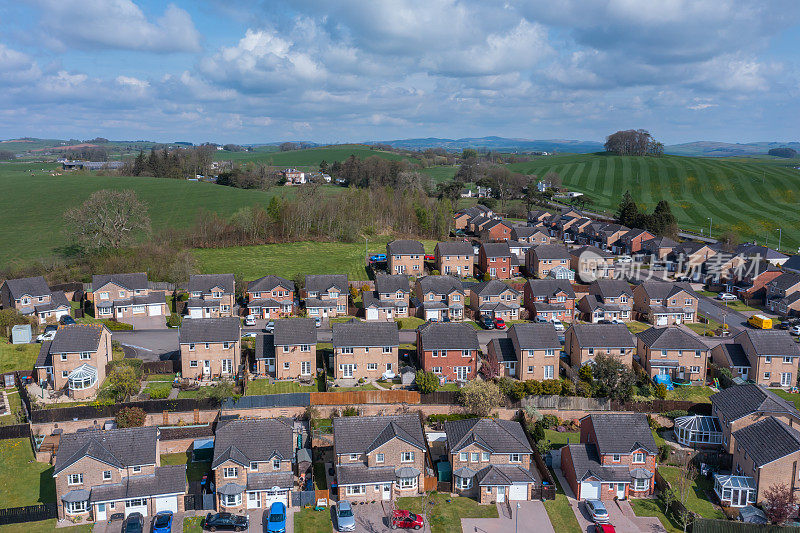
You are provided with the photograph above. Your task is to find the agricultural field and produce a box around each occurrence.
[420,165,458,183]
[213,143,417,169]
[508,153,800,250]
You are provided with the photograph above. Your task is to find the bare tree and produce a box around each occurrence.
[764,484,795,525]
[674,452,697,533]
[64,189,151,250]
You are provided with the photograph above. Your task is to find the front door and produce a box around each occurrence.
[322,308,328,318]
[95,503,106,521]
[342,364,354,378]
[731,489,748,507]
[497,487,505,503]
[678,367,685,380]
[267,358,275,373]
[740,367,749,380]
[382,484,391,500]
[616,483,626,499]
[247,491,261,509]
[116,307,124,318]
[203,360,211,376]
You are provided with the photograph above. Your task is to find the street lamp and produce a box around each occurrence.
[706,217,713,239]
[515,502,521,533]
[777,228,782,252]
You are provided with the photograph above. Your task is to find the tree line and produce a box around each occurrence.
[616,191,678,237]
[604,129,664,156]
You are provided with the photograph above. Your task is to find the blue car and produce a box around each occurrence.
[152,511,173,533]
[267,501,287,533]
[369,253,386,262]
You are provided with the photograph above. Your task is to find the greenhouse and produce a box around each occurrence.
[673,415,723,447]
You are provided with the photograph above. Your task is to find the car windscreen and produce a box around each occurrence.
[154,515,170,526]
[339,508,354,517]
[269,511,285,522]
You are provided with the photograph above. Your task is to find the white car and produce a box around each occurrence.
[617,256,632,263]
[610,318,623,324]
[264,321,275,333]
[244,315,256,327]
[242,332,258,338]
[790,325,800,336]
[717,293,737,301]
[36,328,57,343]
[551,320,565,332]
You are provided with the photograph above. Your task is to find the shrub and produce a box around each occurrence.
[560,379,575,396]
[415,370,440,394]
[431,270,440,276]
[530,420,545,443]
[198,380,236,403]
[637,383,654,398]
[349,286,358,299]
[506,381,526,400]
[116,407,146,428]
[147,386,170,399]
[483,272,491,282]
[654,383,667,399]
[540,414,559,429]
[658,444,671,462]
[101,319,134,331]
[575,380,593,398]
[662,409,688,419]
[524,379,542,396]
[541,379,562,395]
[342,406,359,417]
[167,313,182,328]
[523,405,541,423]
[578,364,594,383]
[458,380,502,417]
[427,413,476,425]
[361,284,370,293]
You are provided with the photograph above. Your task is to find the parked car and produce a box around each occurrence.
[594,524,616,533]
[59,315,76,325]
[480,315,495,329]
[204,512,249,531]
[790,325,800,336]
[597,319,612,324]
[314,316,322,328]
[716,292,737,301]
[391,509,424,529]
[616,256,632,263]
[776,321,790,330]
[244,315,256,326]
[36,325,58,343]
[585,499,610,523]
[552,319,565,332]
[424,254,435,261]
[264,321,275,333]
[534,315,549,324]
[152,511,173,533]
[610,318,623,325]
[336,500,356,532]
[267,501,287,533]
[242,332,258,338]
[122,512,144,533]
[369,254,386,262]
[493,317,506,329]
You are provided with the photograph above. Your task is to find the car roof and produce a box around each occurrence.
[338,500,352,510]
[269,501,285,511]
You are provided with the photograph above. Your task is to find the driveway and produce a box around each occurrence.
[127,315,168,330]
[462,500,554,533]
[332,501,410,533]
[112,328,178,362]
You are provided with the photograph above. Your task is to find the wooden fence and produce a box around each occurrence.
[422,475,438,492]
[654,469,691,524]
[0,503,57,525]
[521,395,701,413]
[0,423,30,440]
[310,390,420,406]
[420,391,458,404]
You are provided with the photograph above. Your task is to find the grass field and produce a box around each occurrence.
[0,520,92,532]
[0,438,55,508]
[245,379,320,395]
[397,492,498,533]
[420,165,458,183]
[0,390,22,426]
[543,428,579,449]
[0,339,40,373]
[294,507,332,532]
[544,467,581,533]
[508,153,800,250]
[659,465,725,519]
[214,144,416,168]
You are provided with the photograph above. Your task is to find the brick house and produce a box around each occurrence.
[34,324,112,400]
[569,245,615,282]
[362,273,410,321]
[468,280,520,322]
[710,329,800,388]
[635,326,710,383]
[480,219,513,241]
[211,418,294,512]
[303,275,348,318]
[526,244,571,278]
[639,236,678,260]
[478,242,518,279]
[564,323,635,367]
[434,241,474,277]
[632,281,698,325]
[387,239,425,275]
[454,205,494,230]
[417,322,479,383]
[561,413,657,500]
[0,275,71,324]
[527,209,553,225]
[725,260,782,302]
[246,275,295,319]
[577,279,633,323]
[582,223,631,252]
[331,320,399,381]
[668,242,717,275]
[487,323,560,380]
[523,279,576,322]
[617,228,654,255]
[766,272,800,316]
[254,318,317,379]
[333,415,426,502]
[179,317,241,380]
[414,276,465,322]
[186,273,235,318]
[91,273,166,321]
[511,226,551,245]
[445,418,536,503]
[53,426,186,522]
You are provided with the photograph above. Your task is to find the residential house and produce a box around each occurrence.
[246,275,295,319]
[434,241,474,277]
[488,323,560,381]
[783,255,800,275]
[478,242,518,279]
[635,327,710,382]
[417,322,479,383]
[211,418,294,511]
[387,240,425,275]
[333,415,426,502]
[526,244,571,279]
[710,343,753,382]
[179,317,241,380]
[454,205,494,230]
[570,245,615,282]
[303,275,348,318]
[577,280,633,323]
[363,273,410,321]
[583,223,631,253]
[523,279,577,322]
[639,236,678,260]
[91,273,166,321]
[511,226,551,245]
[255,318,317,379]
[668,242,717,276]
[414,276,465,322]
[561,413,657,501]
[53,426,186,522]
[468,280,521,322]
[725,260,782,303]
[617,229,654,255]
[480,219,513,241]
[736,243,789,266]
[186,274,235,318]
[564,323,635,367]
[526,209,553,226]
[34,324,112,400]
[507,240,533,262]
[282,168,306,185]
[766,272,800,316]
[445,418,536,503]
[0,276,71,324]
[632,281,698,325]
[469,214,497,234]
[710,330,800,388]
[331,320,399,381]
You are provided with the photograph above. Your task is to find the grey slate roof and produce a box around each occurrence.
[768,272,800,292]
[179,317,240,344]
[570,245,614,259]
[189,273,234,294]
[511,226,546,240]
[92,272,148,292]
[509,323,561,350]
[305,274,348,294]
[49,324,106,353]
[584,413,657,454]
[641,236,678,249]
[95,292,164,309]
[336,464,396,485]
[736,244,788,261]
[254,334,276,360]
[733,416,800,467]
[470,280,519,296]
[735,329,800,356]
[488,338,517,362]
[418,275,464,295]
[474,464,537,486]
[567,323,635,348]
[387,239,425,255]
[304,298,337,308]
[435,241,474,256]
[34,291,70,313]
[247,471,293,491]
[531,244,570,260]
[331,320,399,348]
[35,341,53,368]
[3,276,50,298]
[273,318,316,346]
[636,327,709,351]
[481,242,512,258]
[212,417,293,469]
[417,322,479,351]
[589,279,633,299]
[638,281,693,300]
[362,292,400,309]
[565,444,632,483]
[525,279,576,299]
[89,465,187,502]
[54,427,159,474]
[248,275,294,292]
[710,384,800,422]
[717,343,750,368]
[374,273,410,294]
[444,418,532,454]
[333,414,424,456]
[783,255,800,273]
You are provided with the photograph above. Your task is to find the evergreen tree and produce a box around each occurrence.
[651,200,678,237]
[616,190,639,227]
[132,150,146,176]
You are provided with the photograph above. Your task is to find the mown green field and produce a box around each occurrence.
[509,153,800,250]
[420,165,458,183]
[213,143,416,168]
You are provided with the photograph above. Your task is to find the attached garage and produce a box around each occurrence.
[246,489,289,509]
[125,498,148,517]
[154,495,179,513]
[148,304,162,316]
[508,483,528,500]
[580,480,601,500]
[366,308,378,320]
[189,308,202,319]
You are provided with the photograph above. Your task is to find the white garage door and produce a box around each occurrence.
[366,308,378,320]
[656,316,667,326]
[581,480,601,500]
[125,498,148,517]
[264,490,289,508]
[189,308,202,319]
[54,309,69,320]
[154,495,178,513]
[148,304,162,316]
[508,484,528,500]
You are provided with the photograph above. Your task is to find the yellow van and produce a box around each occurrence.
[748,314,773,329]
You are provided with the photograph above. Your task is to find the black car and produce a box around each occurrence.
[122,512,144,533]
[59,315,76,325]
[204,512,249,531]
[776,322,790,330]
[480,315,495,329]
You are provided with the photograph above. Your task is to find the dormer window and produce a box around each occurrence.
[632,452,645,464]
[250,462,258,471]
[273,459,281,470]
[191,292,201,298]
[612,454,621,462]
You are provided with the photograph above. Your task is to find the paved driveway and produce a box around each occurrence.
[127,315,168,330]
[112,329,178,362]
[462,501,554,533]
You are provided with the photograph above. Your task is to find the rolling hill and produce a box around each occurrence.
[213,144,417,168]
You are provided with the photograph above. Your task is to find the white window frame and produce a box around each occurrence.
[102,470,112,481]
[399,477,417,489]
[456,476,473,489]
[509,453,522,463]
[459,452,468,461]
[632,452,645,464]
[222,493,242,506]
[346,485,366,496]
[401,451,414,463]
[67,473,83,485]
[224,467,238,479]
[190,360,198,368]
[376,453,385,463]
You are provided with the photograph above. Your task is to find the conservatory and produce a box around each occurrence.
[67,364,98,396]
[673,415,723,447]
[713,474,756,508]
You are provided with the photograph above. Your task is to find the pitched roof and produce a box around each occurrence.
[641,236,678,249]
[509,323,561,350]
[584,413,657,454]
[88,465,187,502]
[3,276,50,298]
[212,417,293,469]
[564,444,632,483]
[488,338,517,362]
[189,273,234,294]
[54,427,158,474]
[733,416,800,466]
[435,241,474,256]
[387,239,425,255]
[768,272,800,291]
[49,324,106,353]
[305,274,348,294]
[34,291,70,313]
[716,342,750,368]
[531,244,570,259]
[525,279,576,299]
[470,280,519,296]
[474,464,537,486]
[331,320,399,347]
[567,323,635,348]
[444,418,532,454]
[273,318,316,346]
[636,327,709,351]
[735,329,800,356]
[481,219,511,231]
[637,281,691,300]
[417,322,479,350]
[417,275,464,295]
[333,414,424,455]
[254,334,276,360]
[736,244,788,261]
[481,242,512,258]
[179,317,240,344]
[374,273,410,294]
[710,384,800,422]
[92,272,148,292]
[570,245,614,259]
[589,279,633,299]
[248,275,294,292]
[783,255,800,273]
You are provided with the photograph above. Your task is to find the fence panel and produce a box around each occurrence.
[310,390,420,406]
[292,490,316,508]
[28,397,219,424]
[422,476,438,492]
[222,393,310,410]
[420,391,458,405]
[159,424,214,441]
[0,424,30,440]
[0,503,57,525]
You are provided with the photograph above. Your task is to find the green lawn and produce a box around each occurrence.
[293,506,332,533]
[160,452,211,483]
[142,381,172,398]
[183,516,204,533]
[0,519,92,532]
[246,379,320,395]
[313,461,327,490]
[0,438,55,507]
[543,428,579,449]
[625,321,651,334]
[770,388,800,409]
[331,383,378,392]
[215,143,417,167]
[0,389,22,426]
[658,466,725,519]
[419,165,458,183]
[396,317,426,329]
[698,291,761,313]
[147,373,176,381]
[665,385,715,404]
[177,389,201,399]
[544,467,581,533]
[398,492,498,533]
[685,322,718,336]
[630,498,681,533]
[0,339,41,373]
[329,316,360,325]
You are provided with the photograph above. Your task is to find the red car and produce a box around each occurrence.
[493,317,506,329]
[424,254,435,261]
[594,524,616,533]
[391,510,424,530]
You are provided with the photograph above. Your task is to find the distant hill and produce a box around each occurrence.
[666,141,800,157]
[367,136,605,153]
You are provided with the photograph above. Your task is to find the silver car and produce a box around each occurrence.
[585,499,610,523]
[336,500,356,532]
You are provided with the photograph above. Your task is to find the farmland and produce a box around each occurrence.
[213,143,417,168]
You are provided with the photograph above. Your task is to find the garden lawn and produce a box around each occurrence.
[658,465,725,519]
[630,498,681,533]
[0,520,92,532]
[313,461,327,490]
[544,428,579,449]
[0,389,22,426]
[183,516,204,533]
[397,492,498,533]
[396,317,426,329]
[544,468,581,533]
[177,389,201,399]
[294,507,332,533]
[770,388,800,409]
[664,385,715,403]
[246,379,320,395]
[0,438,55,507]
[685,322,717,336]
[332,383,378,392]
[146,373,176,381]
[160,452,211,483]
[626,321,651,334]
[143,381,172,398]
[0,339,40,373]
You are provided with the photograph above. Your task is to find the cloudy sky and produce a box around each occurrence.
[1,0,799,144]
